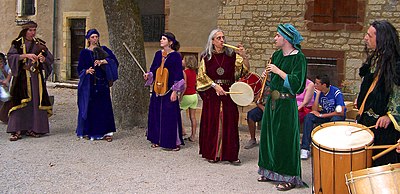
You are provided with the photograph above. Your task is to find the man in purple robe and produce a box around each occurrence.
[6,21,54,141]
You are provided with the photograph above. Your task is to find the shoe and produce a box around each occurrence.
[9,133,22,141]
[230,159,241,166]
[244,139,257,149]
[257,176,273,182]
[104,136,113,142]
[300,149,310,160]
[276,182,296,191]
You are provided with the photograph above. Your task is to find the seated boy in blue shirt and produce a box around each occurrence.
[300,74,346,159]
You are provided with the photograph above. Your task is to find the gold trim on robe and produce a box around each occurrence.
[196,54,248,91]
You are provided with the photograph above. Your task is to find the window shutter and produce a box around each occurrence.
[313,0,334,23]
[334,0,358,23]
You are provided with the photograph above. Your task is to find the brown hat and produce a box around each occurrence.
[21,21,37,29]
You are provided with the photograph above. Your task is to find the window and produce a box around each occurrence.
[313,0,358,23]
[17,0,35,16]
[138,0,165,42]
[305,0,365,31]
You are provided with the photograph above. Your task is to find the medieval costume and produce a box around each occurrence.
[76,29,118,141]
[197,48,248,162]
[258,24,306,189]
[145,50,185,149]
[357,55,400,166]
[145,32,185,150]
[7,31,54,137]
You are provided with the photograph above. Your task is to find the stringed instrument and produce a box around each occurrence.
[153,50,169,95]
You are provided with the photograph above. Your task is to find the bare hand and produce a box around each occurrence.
[375,115,391,129]
[26,54,38,62]
[396,139,400,153]
[94,59,106,66]
[214,84,226,96]
[143,73,149,80]
[310,110,320,117]
[261,69,268,78]
[86,67,95,75]
[235,43,247,58]
[38,53,45,63]
[170,91,177,102]
[267,64,279,74]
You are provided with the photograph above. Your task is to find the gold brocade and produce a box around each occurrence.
[196,54,248,91]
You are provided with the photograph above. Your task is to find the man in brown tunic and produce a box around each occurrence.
[7,21,54,141]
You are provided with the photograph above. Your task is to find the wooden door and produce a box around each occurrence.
[70,19,86,79]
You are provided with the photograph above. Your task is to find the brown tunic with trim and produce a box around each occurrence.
[6,37,53,134]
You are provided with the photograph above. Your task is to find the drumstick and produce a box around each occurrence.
[225,92,243,94]
[345,125,375,136]
[223,43,239,50]
[372,142,400,161]
[365,145,393,150]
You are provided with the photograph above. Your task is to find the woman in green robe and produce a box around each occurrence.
[257,24,307,191]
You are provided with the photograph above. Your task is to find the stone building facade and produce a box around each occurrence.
[217,0,400,98]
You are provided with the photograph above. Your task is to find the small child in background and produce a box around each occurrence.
[180,55,198,142]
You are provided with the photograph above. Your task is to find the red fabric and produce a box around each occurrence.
[184,69,197,95]
[198,53,239,161]
[298,106,312,124]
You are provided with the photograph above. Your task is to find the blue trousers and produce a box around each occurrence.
[301,113,345,151]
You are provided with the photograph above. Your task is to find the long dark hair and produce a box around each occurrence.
[162,32,180,51]
[364,20,400,95]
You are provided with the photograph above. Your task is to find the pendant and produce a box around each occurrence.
[216,67,225,75]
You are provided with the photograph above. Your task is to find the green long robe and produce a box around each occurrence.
[258,49,307,184]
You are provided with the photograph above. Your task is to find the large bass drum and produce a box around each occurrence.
[311,121,374,194]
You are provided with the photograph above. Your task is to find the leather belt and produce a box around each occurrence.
[270,90,295,100]
[214,79,232,85]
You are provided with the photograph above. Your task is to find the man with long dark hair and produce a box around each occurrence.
[357,20,400,166]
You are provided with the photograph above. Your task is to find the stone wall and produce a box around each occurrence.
[217,0,400,96]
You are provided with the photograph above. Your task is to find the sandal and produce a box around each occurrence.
[184,137,195,142]
[208,158,220,163]
[276,182,296,191]
[104,136,113,142]
[172,146,180,151]
[151,144,159,148]
[230,159,242,166]
[26,131,40,138]
[257,176,272,182]
[9,133,22,141]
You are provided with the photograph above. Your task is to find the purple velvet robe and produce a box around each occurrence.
[147,50,184,149]
[198,53,240,162]
[76,46,118,139]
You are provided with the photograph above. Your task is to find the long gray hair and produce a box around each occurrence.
[202,28,234,61]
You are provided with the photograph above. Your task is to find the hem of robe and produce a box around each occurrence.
[258,167,305,187]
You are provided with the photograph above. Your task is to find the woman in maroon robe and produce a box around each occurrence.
[197,29,249,164]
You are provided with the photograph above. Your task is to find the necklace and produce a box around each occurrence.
[214,54,225,75]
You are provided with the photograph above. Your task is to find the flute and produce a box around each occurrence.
[256,55,273,103]
[223,43,239,50]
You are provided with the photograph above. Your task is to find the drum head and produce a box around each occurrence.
[312,122,374,151]
[229,82,254,106]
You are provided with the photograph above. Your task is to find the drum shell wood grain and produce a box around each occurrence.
[311,122,374,194]
[345,163,400,194]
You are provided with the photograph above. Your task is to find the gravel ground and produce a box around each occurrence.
[0,86,312,193]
